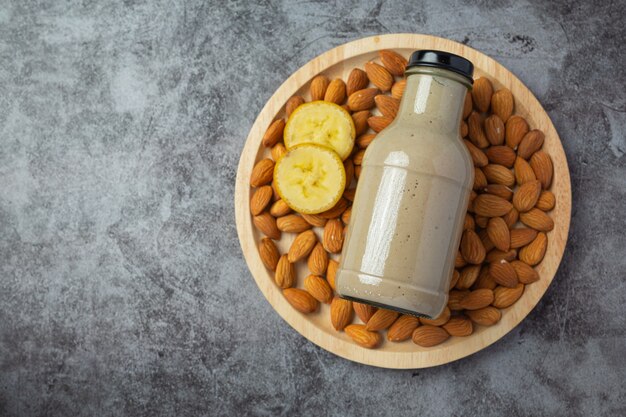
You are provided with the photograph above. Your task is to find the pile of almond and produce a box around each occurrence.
[250,50,555,349]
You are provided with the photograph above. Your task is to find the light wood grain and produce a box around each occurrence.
[234,34,571,369]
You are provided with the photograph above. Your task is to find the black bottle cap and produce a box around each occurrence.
[406,50,474,83]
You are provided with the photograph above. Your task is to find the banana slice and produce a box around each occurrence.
[274,144,346,214]
[284,101,355,160]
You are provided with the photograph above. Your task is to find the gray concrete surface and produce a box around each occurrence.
[1,0,625,416]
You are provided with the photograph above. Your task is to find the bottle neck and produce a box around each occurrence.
[397,67,471,136]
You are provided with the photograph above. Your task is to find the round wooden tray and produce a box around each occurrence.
[235,34,571,368]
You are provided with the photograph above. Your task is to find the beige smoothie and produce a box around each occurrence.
[336,53,474,319]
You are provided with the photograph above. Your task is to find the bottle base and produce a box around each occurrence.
[340,294,433,319]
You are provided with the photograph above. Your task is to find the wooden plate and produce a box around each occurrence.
[235,34,571,368]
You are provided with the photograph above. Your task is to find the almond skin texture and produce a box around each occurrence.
[253,212,281,240]
[353,302,377,324]
[514,156,537,185]
[519,232,548,266]
[304,274,333,304]
[323,219,344,253]
[250,185,273,215]
[483,164,516,187]
[270,199,292,217]
[262,119,285,147]
[510,228,538,248]
[357,133,377,148]
[502,207,520,229]
[484,115,505,145]
[341,206,352,224]
[301,213,327,227]
[420,306,451,326]
[491,88,514,121]
[310,75,330,101]
[456,265,481,290]
[352,110,371,136]
[459,289,494,310]
[536,190,556,211]
[326,259,338,290]
[463,92,473,119]
[391,79,406,100]
[344,159,355,184]
[468,112,490,148]
[345,324,382,349]
[461,230,486,264]
[343,187,356,201]
[473,194,513,217]
[467,306,502,326]
[473,167,488,190]
[464,214,476,230]
[271,143,287,162]
[464,140,489,167]
[375,95,400,118]
[530,150,553,189]
[348,88,379,111]
[330,297,353,331]
[285,95,305,117]
[368,116,393,132]
[489,259,519,288]
[520,208,554,231]
[346,68,369,96]
[448,290,470,310]
[513,180,542,212]
[277,214,312,233]
[283,288,319,313]
[387,315,420,342]
[288,230,317,262]
[487,217,511,251]
[324,79,347,104]
[511,260,540,284]
[473,268,497,290]
[505,115,529,149]
[472,77,493,113]
[479,229,495,252]
[307,242,329,276]
[486,248,517,263]
[475,215,489,229]
[319,198,349,219]
[412,325,450,347]
[365,309,399,331]
[450,270,460,289]
[378,50,408,76]
[517,129,545,159]
[258,238,280,271]
[485,145,516,167]
[364,62,393,91]
[484,184,514,200]
[461,121,468,137]
[443,316,474,337]
[492,284,525,308]
[275,255,295,288]
[250,158,275,187]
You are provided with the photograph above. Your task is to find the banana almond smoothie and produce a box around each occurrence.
[336,51,475,319]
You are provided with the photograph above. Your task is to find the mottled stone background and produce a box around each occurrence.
[0,0,625,416]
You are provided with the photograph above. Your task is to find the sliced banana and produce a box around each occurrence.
[284,101,355,160]
[274,144,346,214]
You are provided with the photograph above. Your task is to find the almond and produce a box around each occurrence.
[519,232,547,265]
[514,156,537,185]
[473,268,497,290]
[357,133,377,148]
[348,88,379,111]
[319,198,349,219]
[330,296,353,331]
[443,316,473,336]
[491,88,514,121]
[250,185,273,215]
[375,95,400,118]
[513,180,542,212]
[287,230,317,262]
[344,159,355,184]
[502,207,519,228]
[258,238,280,271]
[487,217,511,251]
[346,68,369,96]
[367,116,393,133]
[352,110,371,136]
[253,212,281,239]
[472,194,513,217]
[466,306,501,326]
[277,214,312,233]
[283,288,319,313]
[492,284,524,308]
[341,206,351,224]
[354,302,376,324]
[479,229,495,252]
[271,181,280,201]
[461,120,469,137]
[484,114,505,145]
[343,187,356,201]
[510,228,538,248]
[307,242,329,276]
[324,79,347,104]
[275,254,295,288]
[271,143,287,161]
[301,213,327,227]
[391,79,406,100]
[472,77,493,113]
[483,164,515,187]
[517,129,545,159]
[485,145,516,167]
[450,269,461,290]
[364,62,393,91]
[420,306,451,326]
[262,119,285,147]
[456,265,481,290]
[463,92,473,119]
[322,219,344,253]
[536,190,556,211]
[250,158,275,187]
[310,75,329,101]
[345,324,381,348]
[448,290,470,310]
[484,184,514,200]
[473,167,488,190]
[464,213,475,230]
[530,150,553,189]
[461,230,486,264]
[489,259,519,288]
[475,215,489,229]
[304,274,333,303]
[520,208,554,231]
[387,315,420,342]
[326,259,338,290]
[511,260,540,284]
[270,199,291,217]
[378,49,407,76]
[412,325,450,347]
[505,115,529,149]
[285,95,305,117]
[464,140,488,167]
[468,112,489,148]
[366,309,399,331]
[455,251,467,269]
[486,248,517,263]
